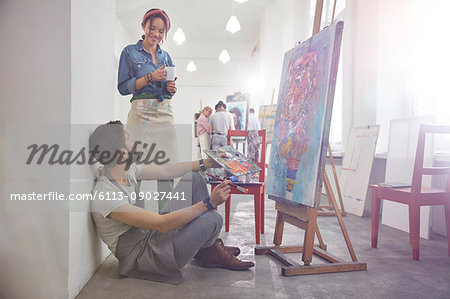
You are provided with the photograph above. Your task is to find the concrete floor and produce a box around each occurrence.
[77,193,450,299]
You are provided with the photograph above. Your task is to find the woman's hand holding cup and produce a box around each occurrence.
[151,64,167,81]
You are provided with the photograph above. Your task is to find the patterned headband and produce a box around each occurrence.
[141,9,170,32]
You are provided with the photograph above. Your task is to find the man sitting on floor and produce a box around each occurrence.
[89,121,254,285]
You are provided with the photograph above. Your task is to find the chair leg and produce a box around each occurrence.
[260,187,265,234]
[409,203,420,261]
[371,189,381,248]
[225,195,231,232]
[254,191,261,244]
[444,203,450,256]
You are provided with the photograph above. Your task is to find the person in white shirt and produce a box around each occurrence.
[210,101,235,150]
[247,108,261,131]
[89,121,254,285]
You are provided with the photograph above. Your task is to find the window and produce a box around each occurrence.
[376,0,450,154]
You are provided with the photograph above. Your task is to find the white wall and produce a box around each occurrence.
[0,0,116,298]
[259,0,313,110]
[69,0,116,298]
[0,0,71,298]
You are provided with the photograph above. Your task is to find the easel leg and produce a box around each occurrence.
[323,172,358,261]
[302,208,318,265]
[273,211,285,246]
[328,143,346,215]
[315,224,326,250]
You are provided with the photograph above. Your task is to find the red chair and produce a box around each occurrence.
[370,124,450,260]
[210,129,266,244]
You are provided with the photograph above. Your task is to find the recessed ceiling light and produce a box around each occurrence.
[186,60,197,72]
[226,15,241,33]
[219,49,230,64]
[173,28,186,45]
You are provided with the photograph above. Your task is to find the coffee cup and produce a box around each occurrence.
[165,66,176,81]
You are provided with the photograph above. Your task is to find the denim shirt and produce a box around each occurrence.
[118,40,175,101]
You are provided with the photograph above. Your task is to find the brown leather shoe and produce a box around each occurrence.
[216,238,240,257]
[195,239,254,270]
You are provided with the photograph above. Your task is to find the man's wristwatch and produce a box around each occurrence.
[199,159,207,171]
[203,197,215,210]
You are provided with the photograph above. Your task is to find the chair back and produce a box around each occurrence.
[227,129,267,183]
[412,124,450,194]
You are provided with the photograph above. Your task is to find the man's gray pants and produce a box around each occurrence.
[116,172,222,284]
[161,172,223,268]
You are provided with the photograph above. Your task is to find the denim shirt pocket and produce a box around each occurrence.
[133,57,152,69]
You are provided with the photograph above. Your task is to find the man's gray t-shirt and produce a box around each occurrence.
[91,163,142,255]
[210,110,233,135]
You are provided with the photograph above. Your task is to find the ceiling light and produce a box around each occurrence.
[186,60,197,72]
[173,28,186,45]
[234,0,248,3]
[219,49,230,64]
[226,15,241,33]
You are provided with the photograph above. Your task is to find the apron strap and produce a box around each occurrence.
[104,167,145,208]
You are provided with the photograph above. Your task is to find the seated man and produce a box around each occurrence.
[89,121,254,285]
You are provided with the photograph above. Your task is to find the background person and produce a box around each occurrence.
[197,106,212,159]
[247,108,261,131]
[210,101,234,151]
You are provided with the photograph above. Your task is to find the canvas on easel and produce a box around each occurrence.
[267,21,344,208]
[257,16,366,276]
[340,125,380,216]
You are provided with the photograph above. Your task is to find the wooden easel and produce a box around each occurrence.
[319,143,346,216]
[255,0,366,276]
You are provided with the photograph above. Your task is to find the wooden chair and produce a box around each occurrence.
[210,129,266,244]
[370,124,450,260]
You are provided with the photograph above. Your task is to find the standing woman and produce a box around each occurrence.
[117,8,177,210]
[118,8,177,117]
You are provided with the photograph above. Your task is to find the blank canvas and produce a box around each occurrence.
[341,125,379,216]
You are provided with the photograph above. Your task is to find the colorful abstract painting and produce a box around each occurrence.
[267,21,344,207]
[227,101,247,131]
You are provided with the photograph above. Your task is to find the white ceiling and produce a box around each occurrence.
[116,0,271,44]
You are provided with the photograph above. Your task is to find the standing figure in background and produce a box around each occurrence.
[210,101,234,178]
[247,108,261,131]
[247,108,262,181]
[117,8,177,211]
[210,101,234,150]
[197,106,212,159]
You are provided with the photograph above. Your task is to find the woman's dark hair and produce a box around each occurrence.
[141,9,170,40]
[89,121,127,167]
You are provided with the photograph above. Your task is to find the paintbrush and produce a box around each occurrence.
[206,173,249,193]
